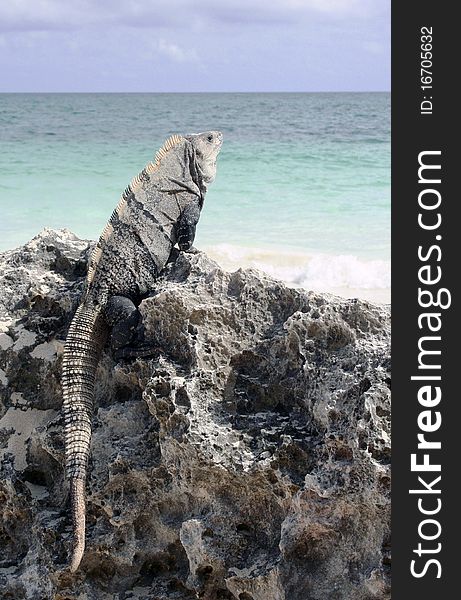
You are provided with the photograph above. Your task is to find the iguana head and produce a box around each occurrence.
[186,131,223,185]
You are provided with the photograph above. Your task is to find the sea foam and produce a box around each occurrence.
[204,244,390,303]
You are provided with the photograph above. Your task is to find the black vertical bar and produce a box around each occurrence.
[393,1,457,596]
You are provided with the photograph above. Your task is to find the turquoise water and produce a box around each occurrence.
[0,93,390,300]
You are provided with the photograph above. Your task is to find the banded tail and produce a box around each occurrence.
[62,302,105,572]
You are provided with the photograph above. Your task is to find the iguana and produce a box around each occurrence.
[62,131,223,572]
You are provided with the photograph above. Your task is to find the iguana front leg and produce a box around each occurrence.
[177,202,201,253]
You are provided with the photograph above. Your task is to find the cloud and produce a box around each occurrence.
[0,0,388,32]
[195,0,381,24]
[0,1,183,32]
[0,0,389,92]
[0,0,94,31]
[157,39,198,63]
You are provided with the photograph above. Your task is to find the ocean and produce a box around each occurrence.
[0,93,390,302]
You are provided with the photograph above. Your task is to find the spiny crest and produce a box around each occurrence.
[86,222,115,285]
[86,247,102,286]
[147,134,184,175]
[86,134,184,287]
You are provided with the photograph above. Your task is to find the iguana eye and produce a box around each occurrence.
[207,134,213,142]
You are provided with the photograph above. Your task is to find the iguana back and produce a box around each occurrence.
[62,131,223,571]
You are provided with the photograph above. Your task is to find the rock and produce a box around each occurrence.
[0,229,391,600]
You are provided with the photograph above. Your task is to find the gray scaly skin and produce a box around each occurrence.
[62,131,223,572]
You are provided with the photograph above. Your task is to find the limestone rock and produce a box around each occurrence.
[0,229,391,599]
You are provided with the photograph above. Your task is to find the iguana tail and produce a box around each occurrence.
[62,301,105,572]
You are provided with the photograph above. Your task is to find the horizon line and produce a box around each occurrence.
[0,89,390,94]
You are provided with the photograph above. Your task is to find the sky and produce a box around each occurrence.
[0,0,390,92]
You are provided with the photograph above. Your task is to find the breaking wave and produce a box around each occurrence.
[203,244,390,303]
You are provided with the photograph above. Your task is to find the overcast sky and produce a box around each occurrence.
[0,0,390,92]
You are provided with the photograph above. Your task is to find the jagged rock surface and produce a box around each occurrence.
[0,229,391,600]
